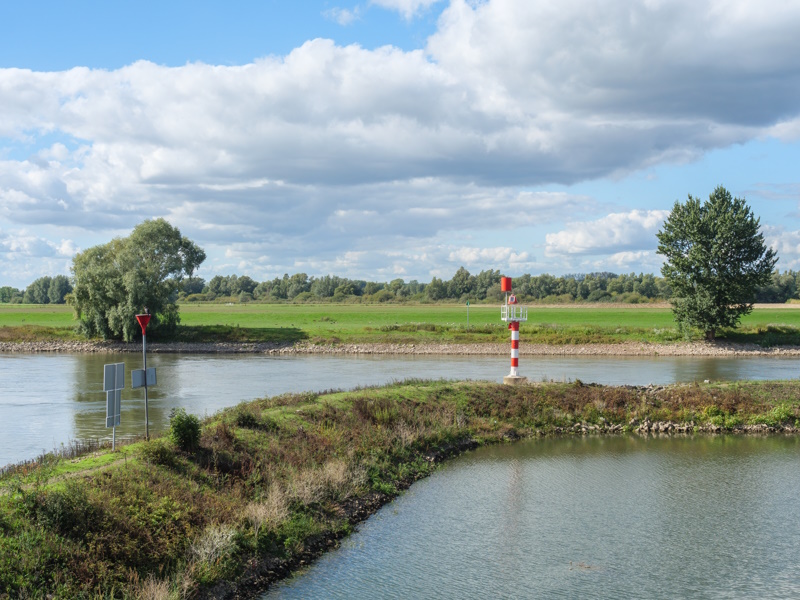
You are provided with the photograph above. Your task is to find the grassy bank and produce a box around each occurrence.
[1,379,799,598]
[4,303,800,346]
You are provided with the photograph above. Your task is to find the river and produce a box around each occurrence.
[1,352,799,468]
[264,435,800,599]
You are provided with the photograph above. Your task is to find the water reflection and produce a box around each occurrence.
[2,352,800,468]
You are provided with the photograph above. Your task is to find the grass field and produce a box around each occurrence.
[3,302,800,345]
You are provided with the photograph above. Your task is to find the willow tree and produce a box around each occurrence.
[70,219,205,341]
[656,186,777,341]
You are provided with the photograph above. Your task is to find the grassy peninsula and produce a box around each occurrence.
[2,379,799,598]
[4,303,800,347]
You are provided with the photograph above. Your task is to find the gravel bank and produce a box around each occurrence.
[3,339,800,356]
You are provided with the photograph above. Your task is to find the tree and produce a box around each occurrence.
[425,277,447,301]
[0,286,22,303]
[656,186,777,340]
[181,276,206,296]
[24,276,52,304]
[70,219,205,341]
[47,275,73,304]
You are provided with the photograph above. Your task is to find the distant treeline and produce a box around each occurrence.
[4,268,800,305]
[0,275,72,304]
[182,268,799,304]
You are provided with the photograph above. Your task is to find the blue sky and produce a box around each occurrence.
[1,0,799,288]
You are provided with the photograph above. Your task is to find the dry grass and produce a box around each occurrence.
[245,485,290,538]
[136,575,171,600]
[189,525,238,565]
[289,460,366,505]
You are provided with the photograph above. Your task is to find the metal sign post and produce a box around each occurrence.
[103,362,124,450]
[133,313,154,440]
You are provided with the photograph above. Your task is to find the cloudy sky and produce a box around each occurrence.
[1,0,800,289]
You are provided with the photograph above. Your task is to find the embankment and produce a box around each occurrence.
[1,379,799,598]
[3,339,800,356]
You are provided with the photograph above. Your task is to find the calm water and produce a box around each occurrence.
[265,435,800,599]
[1,352,799,467]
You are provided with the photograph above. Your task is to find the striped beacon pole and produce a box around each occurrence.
[500,276,528,385]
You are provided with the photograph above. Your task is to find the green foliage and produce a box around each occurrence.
[34,481,98,539]
[47,275,73,304]
[23,276,52,304]
[170,407,201,451]
[0,285,23,303]
[657,186,778,340]
[69,218,205,341]
[139,438,177,465]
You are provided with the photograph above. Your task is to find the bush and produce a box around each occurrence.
[169,408,201,451]
[35,481,98,538]
[139,438,176,466]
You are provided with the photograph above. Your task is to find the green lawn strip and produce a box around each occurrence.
[4,303,800,345]
[2,379,800,598]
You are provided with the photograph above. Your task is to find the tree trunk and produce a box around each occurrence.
[705,329,716,341]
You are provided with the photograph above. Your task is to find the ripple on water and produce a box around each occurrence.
[264,436,800,600]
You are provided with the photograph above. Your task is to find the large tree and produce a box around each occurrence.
[70,219,205,341]
[656,186,777,340]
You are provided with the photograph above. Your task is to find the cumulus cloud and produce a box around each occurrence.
[764,226,800,270]
[1,0,799,284]
[545,210,669,256]
[323,7,362,26]
[370,0,444,20]
[448,246,531,266]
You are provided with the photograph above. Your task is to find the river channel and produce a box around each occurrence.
[264,435,800,599]
[1,352,799,468]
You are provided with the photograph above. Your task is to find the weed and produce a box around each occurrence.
[170,408,201,451]
[189,524,238,564]
[135,574,170,600]
[139,438,176,466]
[245,485,289,540]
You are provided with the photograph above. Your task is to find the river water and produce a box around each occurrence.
[1,352,799,467]
[264,435,800,599]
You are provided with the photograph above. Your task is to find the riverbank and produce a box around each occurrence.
[4,338,800,356]
[1,379,799,598]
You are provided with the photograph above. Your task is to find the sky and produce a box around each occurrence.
[1,0,800,289]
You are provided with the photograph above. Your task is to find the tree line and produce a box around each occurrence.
[4,267,800,306]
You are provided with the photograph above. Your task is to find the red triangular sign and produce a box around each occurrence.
[136,314,151,335]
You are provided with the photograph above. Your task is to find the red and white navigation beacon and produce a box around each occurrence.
[133,310,157,440]
[500,277,528,385]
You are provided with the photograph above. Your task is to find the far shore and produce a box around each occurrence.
[3,339,800,356]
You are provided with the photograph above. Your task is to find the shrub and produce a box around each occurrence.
[170,408,201,451]
[35,480,98,538]
[139,438,176,466]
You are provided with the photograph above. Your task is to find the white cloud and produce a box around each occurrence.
[369,0,443,20]
[764,227,800,270]
[323,7,362,26]
[448,246,531,266]
[545,210,669,256]
[1,0,800,284]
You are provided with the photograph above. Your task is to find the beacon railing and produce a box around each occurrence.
[501,304,528,322]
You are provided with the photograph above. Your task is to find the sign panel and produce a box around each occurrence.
[103,362,124,392]
[106,389,121,428]
[131,367,157,389]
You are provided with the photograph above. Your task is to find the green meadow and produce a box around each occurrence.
[2,302,800,345]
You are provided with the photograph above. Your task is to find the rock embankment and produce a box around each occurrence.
[3,339,800,356]
[552,418,798,436]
